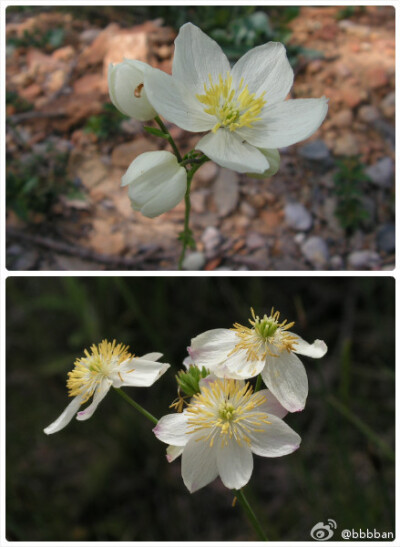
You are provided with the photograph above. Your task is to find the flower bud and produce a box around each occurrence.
[108,59,157,121]
[122,151,187,218]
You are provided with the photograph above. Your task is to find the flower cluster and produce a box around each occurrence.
[44,307,327,499]
[108,22,328,221]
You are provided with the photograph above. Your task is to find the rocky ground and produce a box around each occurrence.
[6,6,395,270]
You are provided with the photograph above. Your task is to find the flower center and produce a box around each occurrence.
[67,339,132,403]
[230,307,297,362]
[186,379,270,447]
[196,72,266,133]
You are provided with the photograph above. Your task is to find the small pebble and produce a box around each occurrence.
[182,252,206,270]
[347,250,381,270]
[301,236,329,268]
[284,202,313,231]
[365,157,394,188]
[376,223,395,253]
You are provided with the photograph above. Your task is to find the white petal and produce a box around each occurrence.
[139,169,187,218]
[196,130,269,174]
[118,357,170,387]
[249,414,301,457]
[173,23,230,93]
[217,439,253,490]
[247,149,280,178]
[237,97,329,149]
[215,348,265,379]
[76,379,112,421]
[292,335,328,358]
[153,411,190,446]
[166,445,184,462]
[121,150,178,188]
[232,42,293,105]
[108,59,156,121]
[43,394,84,434]
[261,351,308,412]
[122,150,187,218]
[140,352,162,361]
[182,436,219,493]
[144,68,214,132]
[189,328,238,370]
[256,389,288,419]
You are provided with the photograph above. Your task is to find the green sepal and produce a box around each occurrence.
[176,365,210,397]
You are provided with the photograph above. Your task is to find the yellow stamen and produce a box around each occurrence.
[196,71,266,133]
[230,308,297,362]
[67,339,132,404]
[186,379,270,447]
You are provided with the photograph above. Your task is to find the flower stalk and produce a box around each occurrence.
[234,488,268,541]
[113,387,158,425]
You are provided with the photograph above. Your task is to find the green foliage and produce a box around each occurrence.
[333,156,371,232]
[84,103,127,140]
[335,6,366,20]
[7,26,65,50]
[6,146,75,221]
[6,90,33,113]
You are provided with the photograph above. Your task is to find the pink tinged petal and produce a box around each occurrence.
[144,69,215,132]
[166,445,184,463]
[231,42,294,105]
[43,394,84,435]
[261,351,308,413]
[183,353,195,368]
[181,436,219,493]
[189,328,238,370]
[217,439,253,490]
[291,335,328,358]
[249,414,301,457]
[237,97,329,149]
[76,379,112,421]
[153,412,190,446]
[195,130,269,174]
[256,389,289,419]
[172,23,230,93]
[119,358,170,387]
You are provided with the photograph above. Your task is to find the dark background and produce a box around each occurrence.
[6,276,395,541]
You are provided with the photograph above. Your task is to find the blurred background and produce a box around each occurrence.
[6,276,395,540]
[6,5,395,271]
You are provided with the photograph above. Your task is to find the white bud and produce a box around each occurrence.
[122,151,187,218]
[108,59,157,121]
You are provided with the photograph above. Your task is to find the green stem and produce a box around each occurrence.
[254,374,263,392]
[154,115,182,162]
[235,488,268,541]
[327,394,395,462]
[113,388,158,426]
[178,157,208,270]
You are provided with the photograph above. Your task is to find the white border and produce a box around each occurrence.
[1,1,397,546]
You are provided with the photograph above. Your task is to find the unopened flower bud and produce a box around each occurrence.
[108,59,157,121]
[122,150,187,218]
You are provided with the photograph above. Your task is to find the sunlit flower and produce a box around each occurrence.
[121,150,187,218]
[144,23,328,174]
[108,59,157,121]
[44,339,170,434]
[154,377,300,492]
[186,308,327,412]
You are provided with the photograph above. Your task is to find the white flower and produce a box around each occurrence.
[186,308,327,413]
[144,23,328,174]
[121,150,187,218]
[154,377,300,492]
[108,59,157,121]
[44,339,170,434]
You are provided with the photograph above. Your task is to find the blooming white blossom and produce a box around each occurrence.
[185,308,327,413]
[144,23,328,174]
[108,59,157,121]
[121,150,187,218]
[44,339,170,434]
[154,376,300,492]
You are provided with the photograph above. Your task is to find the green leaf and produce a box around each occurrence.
[143,126,169,139]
